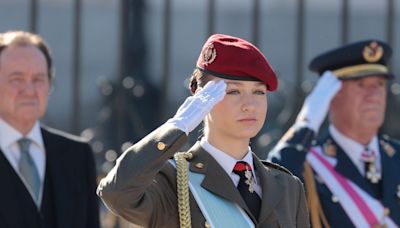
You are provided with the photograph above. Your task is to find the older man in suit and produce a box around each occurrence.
[0,31,99,228]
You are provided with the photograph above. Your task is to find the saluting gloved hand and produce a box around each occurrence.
[167,80,227,135]
[296,71,342,133]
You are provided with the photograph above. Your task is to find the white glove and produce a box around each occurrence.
[167,80,227,135]
[296,71,342,133]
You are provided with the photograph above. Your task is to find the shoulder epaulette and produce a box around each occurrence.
[261,160,293,175]
[379,134,399,158]
[382,134,400,145]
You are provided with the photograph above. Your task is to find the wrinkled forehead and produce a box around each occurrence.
[0,45,46,64]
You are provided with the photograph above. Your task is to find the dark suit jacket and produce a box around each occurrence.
[0,126,100,228]
[98,123,310,228]
[268,126,400,227]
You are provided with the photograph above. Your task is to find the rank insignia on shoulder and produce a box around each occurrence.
[380,140,396,157]
[323,140,337,157]
[262,160,293,175]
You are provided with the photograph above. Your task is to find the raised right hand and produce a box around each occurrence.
[296,71,342,132]
[167,80,227,134]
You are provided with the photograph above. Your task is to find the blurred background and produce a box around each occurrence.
[1,0,399,227]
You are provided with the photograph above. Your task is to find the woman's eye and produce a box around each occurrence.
[254,90,266,95]
[226,89,240,95]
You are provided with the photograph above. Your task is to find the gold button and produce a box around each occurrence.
[331,195,339,203]
[384,207,390,216]
[372,225,385,228]
[195,163,204,169]
[157,142,166,151]
[295,144,304,151]
[205,221,211,228]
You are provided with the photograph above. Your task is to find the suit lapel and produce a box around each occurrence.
[41,128,75,228]
[0,151,30,228]
[254,156,284,224]
[188,143,256,222]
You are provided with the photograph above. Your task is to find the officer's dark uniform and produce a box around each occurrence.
[268,40,400,227]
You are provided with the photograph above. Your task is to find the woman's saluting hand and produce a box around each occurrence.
[167,80,227,135]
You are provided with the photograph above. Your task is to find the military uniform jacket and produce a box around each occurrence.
[268,126,400,227]
[97,123,310,228]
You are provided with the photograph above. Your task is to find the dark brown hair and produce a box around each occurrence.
[189,69,214,94]
[0,31,53,80]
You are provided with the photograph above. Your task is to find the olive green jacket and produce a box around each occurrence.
[97,123,310,228]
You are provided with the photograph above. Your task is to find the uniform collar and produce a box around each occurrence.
[199,138,257,183]
[329,124,379,171]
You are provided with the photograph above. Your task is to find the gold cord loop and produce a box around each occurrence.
[303,161,330,228]
[174,152,193,228]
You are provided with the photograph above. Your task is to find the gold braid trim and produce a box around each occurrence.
[332,64,388,78]
[303,161,330,228]
[174,152,193,228]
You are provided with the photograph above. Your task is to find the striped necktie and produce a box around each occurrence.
[18,138,41,204]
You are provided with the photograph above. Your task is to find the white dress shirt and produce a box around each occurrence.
[0,118,46,206]
[329,124,381,176]
[200,138,262,197]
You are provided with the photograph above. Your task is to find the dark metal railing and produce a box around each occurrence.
[28,0,38,33]
[341,0,349,44]
[25,0,398,146]
[160,0,172,120]
[72,0,82,134]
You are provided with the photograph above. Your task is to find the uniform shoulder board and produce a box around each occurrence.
[384,135,400,146]
[380,134,399,158]
[261,160,293,175]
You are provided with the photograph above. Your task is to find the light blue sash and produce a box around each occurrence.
[169,160,255,228]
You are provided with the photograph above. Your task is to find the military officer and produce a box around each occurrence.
[268,40,400,227]
[97,34,310,228]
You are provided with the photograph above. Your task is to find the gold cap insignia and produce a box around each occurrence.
[202,43,217,66]
[363,41,384,63]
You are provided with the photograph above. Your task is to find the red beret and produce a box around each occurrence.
[196,34,277,91]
